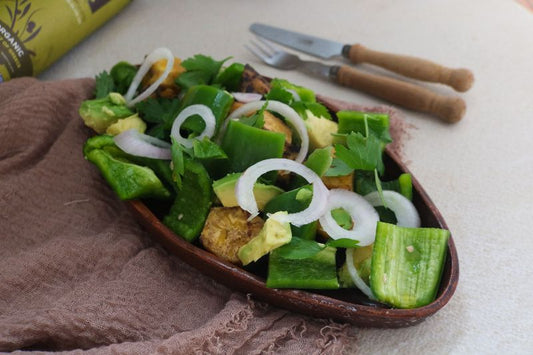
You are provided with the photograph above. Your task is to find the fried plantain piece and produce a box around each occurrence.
[239,64,271,94]
[321,172,354,191]
[141,57,186,98]
[200,207,264,265]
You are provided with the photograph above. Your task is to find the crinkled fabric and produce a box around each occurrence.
[0,78,364,354]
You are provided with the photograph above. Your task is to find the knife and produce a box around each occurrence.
[250,23,474,92]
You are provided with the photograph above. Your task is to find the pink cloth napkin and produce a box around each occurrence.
[0,77,357,354]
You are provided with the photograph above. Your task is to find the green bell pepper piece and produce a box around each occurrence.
[163,158,212,242]
[370,222,450,308]
[337,110,392,145]
[84,136,171,200]
[220,120,285,179]
[179,85,234,134]
[266,243,339,289]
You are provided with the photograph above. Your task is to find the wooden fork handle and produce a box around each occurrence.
[333,65,466,123]
[343,44,474,92]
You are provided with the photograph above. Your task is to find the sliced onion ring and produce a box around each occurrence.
[364,190,421,228]
[170,104,216,148]
[224,100,309,163]
[231,92,262,103]
[345,248,376,300]
[124,47,174,107]
[114,129,171,160]
[318,189,379,246]
[235,158,329,226]
[284,88,301,101]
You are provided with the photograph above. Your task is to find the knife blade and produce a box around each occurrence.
[250,23,473,92]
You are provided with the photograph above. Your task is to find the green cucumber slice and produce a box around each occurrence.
[370,222,450,308]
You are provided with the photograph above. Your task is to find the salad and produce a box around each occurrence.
[80,47,450,309]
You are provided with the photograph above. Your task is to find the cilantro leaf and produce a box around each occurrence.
[264,84,293,104]
[176,54,230,90]
[374,168,386,208]
[265,78,332,120]
[334,132,384,173]
[239,101,267,128]
[94,71,115,98]
[324,157,353,177]
[170,138,187,189]
[136,97,181,140]
[304,102,332,120]
[136,97,181,124]
[275,236,359,260]
[192,137,227,160]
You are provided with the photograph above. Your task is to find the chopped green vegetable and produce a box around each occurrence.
[305,111,338,149]
[355,171,413,200]
[334,132,384,174]
[325,157,353,177]
[238,212,292,265]
[214,62,245,91]
[79,93,135,134]
[338,244,373,287]
[265,78,331,119]
[135,97,181,140]
[337,110,392,146]
[238,101,266,128]
[266,242,339,289]
[176,54,230,90]
[220,120,285,179]
[212,173,284,209]
[263,185,317,241]
[179,85,234,134]
[110,61,137,95]
[163,158,212,242]
[94,71,115,99]
[370,222,450,308]
[304,146,333,177]
[331,208,353,230]
[105,114,146,136]
[192,137,228,160]
[83,135,171,200]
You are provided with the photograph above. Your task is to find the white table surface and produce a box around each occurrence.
[40,0,533,353]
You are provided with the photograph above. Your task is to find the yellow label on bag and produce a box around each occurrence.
[0,0,131,82]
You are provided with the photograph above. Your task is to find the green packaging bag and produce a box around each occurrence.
[0,0,131,82]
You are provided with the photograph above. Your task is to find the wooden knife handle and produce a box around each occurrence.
[334,65,466,123]
[343,44,474,92]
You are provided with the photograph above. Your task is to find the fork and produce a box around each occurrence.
[246,38,466,123]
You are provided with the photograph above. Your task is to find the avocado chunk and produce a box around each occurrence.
[267,243,339,289]
[212,173,284,209]
[106,114,147,136]
[237,212,292,266]
[263,185,317,241]
[304,111,338,149]
[79,92,134,134]
[370,222,450,308]
[305,146,333,177]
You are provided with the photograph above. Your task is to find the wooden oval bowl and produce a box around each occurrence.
[124,94,459,327]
